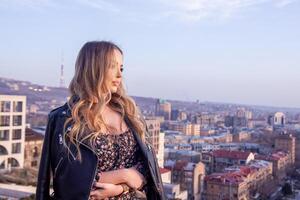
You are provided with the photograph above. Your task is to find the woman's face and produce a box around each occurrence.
[105,49,123,94]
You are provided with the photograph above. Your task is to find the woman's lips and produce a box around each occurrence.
[112,81,120,86]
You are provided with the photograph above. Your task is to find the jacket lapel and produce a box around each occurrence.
[124,116,149,160]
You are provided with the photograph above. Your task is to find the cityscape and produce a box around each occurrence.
[1,1,300,199]
[0,76,300,199]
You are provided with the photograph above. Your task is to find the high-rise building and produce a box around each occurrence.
[145,117,165,167]
[155,99,171,120]
[145,117,161,154]
[274,133,295,164]
[0,95,26,170]
[167,121,200,136]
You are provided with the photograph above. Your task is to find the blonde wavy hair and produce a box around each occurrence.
[64,41,147,162]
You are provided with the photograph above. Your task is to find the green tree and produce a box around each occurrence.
[282,183,293,196]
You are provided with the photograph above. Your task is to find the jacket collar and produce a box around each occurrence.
[62,96,150,160]
[124,115,149,160]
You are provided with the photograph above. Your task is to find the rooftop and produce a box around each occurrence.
[205,171,248,185]
[159,168,171,174]
[25,128,44,141]
[255,150,288,161]
[212,150,253,160]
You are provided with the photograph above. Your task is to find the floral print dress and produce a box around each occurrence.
[90,128,149,200]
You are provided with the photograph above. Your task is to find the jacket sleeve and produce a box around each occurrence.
[144,121,167,200]
[148,143,167,200]
[36,114,55,200]
[135,150,150,190]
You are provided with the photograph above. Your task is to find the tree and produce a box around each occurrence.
[20,194,35,200]
[281,183,292,196]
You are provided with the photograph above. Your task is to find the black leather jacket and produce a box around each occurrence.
[36,102,166,200]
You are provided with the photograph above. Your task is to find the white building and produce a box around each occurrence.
[160,168,171,183]
[163,183,188,200]
[274,112,285,127]
[157,132,165,167]
[0,95,26,170]
[192,142,220,152]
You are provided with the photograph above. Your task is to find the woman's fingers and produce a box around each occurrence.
[90,189,99,196]
[94,182,105,189]
[90,190,102,200]
[90,189,107,200]
[89,183,114,200]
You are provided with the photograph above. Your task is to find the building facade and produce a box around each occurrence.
[0,95,26,170]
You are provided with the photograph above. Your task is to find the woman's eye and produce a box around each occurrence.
[120,67,124,72]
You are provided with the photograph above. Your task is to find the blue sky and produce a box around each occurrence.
[0,0,299,108]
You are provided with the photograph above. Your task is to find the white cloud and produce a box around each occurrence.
[158,0,298,22]
[0,0,57,9]
[274,0,297,7]
[74,0,299,22]
[76,0,120,13]
[1,0,298,21]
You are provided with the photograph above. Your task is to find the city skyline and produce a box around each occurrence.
[1,0,300,108]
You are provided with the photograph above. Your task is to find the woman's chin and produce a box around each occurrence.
[110,88,118,93]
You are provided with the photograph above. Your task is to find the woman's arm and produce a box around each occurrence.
[36,114,55,199]
[97,166,146,189]
[97,168,127,184]
[89,182,124,199]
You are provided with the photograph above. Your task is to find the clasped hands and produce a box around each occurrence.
[89,165,146,200]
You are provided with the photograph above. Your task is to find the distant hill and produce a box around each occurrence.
[1,77,300,115]
[0,77,68,106]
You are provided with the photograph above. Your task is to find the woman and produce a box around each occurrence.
[36,41,166,200]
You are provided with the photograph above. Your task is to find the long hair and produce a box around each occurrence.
[64,41,146,162]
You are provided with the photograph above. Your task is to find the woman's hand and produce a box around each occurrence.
[89,182,123,200]
[123,165,146,190]
[96,166,146,190]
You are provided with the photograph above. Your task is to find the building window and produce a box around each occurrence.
[31,160,38,167]
[12,129,22,140]
[0,161,5,169]
[0,101,10,112]
[12,143,21,154]
[33,146,39,157]
[13,101,23,112]
[0,116,10,126]
[13,115,22,126]
[10,158,19,167]
[0,145,8,155]
[0,130,9,141]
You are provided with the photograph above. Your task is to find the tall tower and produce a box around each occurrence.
[275,133,295,164]
[155,99,171,120]
[59,53,65,88]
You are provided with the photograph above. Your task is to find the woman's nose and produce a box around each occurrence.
[116,68,122,78]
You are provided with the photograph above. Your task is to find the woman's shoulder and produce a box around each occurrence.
[48,102,70,119]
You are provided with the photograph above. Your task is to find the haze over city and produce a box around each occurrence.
[1,0,300,107]
[1,1,300,199]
